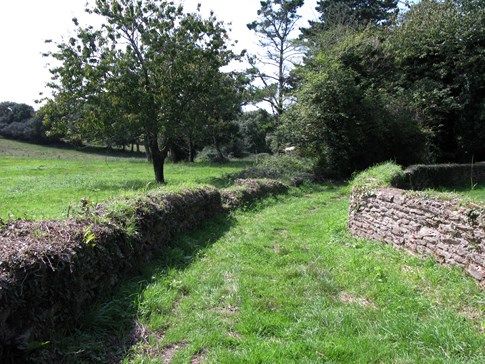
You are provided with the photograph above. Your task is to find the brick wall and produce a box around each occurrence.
[349,188,485,285]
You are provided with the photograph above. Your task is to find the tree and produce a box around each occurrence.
[389,0,485,162]
[280,51,425,178]
[43,0,237,183]
[237,110,274,154]
[283,0,484,178]
[303,0,399,38]
[247,0,304,124]
[0,102,34,124]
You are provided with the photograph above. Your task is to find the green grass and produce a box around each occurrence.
[465,186,485,201]
[441,185,485,202]
[37,185,485,363]
[0,138,247,220]
[415,185,485,205]
[350,162,404,190]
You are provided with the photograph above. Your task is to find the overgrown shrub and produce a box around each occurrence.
[0,102,34,124]
[281,55,425,178]
[234,154,314,184]
[388,0,485,162]
[194,146,227,163]
[284,0,485,178]
[0,102,57,144]
[235,110,273,154]
[0,118,51,143]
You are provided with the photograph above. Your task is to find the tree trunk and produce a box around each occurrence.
[148,135,166,184]
[136,143,140,153]
[151,150,165,184]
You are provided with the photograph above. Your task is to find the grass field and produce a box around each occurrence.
[37,186,485,363]
[0,138,247,220]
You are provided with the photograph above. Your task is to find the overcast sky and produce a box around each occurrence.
[0,0,319,107]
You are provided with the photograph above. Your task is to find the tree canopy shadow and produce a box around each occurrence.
[27,213,236,363]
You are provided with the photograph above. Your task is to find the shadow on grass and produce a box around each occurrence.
[68,145,147,160]
[28,213,236,363]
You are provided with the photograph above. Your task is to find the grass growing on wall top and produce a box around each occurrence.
[350,162,404,191]
[350,162,485,203]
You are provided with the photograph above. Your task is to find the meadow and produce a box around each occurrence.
[0,138,247,220]
[36,186,485,363]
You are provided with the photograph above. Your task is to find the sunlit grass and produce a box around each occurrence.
[41,185,484,363]
[0,138,248,220]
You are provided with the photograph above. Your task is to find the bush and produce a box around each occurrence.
[235,110,273,154]
[234,154,314,184]
[396,163,485,190]
[388,0,485,162]
[194,146,227,163]
[0,117,51,143]
[280,54,426,178]
[0,102,34,124]
[285,0,485,178]
[0,101,58,144]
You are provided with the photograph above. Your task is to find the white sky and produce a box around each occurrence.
[0,0,319,107]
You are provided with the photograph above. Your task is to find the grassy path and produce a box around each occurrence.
[38,186,484,363]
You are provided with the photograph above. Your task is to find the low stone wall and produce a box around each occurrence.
[349,188,485,285]
[0,179,288,357]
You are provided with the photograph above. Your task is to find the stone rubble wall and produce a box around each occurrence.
[349,188,485,285]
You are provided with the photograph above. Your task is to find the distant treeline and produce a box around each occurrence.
[0,102,58,144]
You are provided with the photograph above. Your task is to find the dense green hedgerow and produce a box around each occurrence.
[398,163,485,191]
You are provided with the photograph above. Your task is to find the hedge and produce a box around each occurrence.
[0,179,288,358]
[394,163,485,190]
